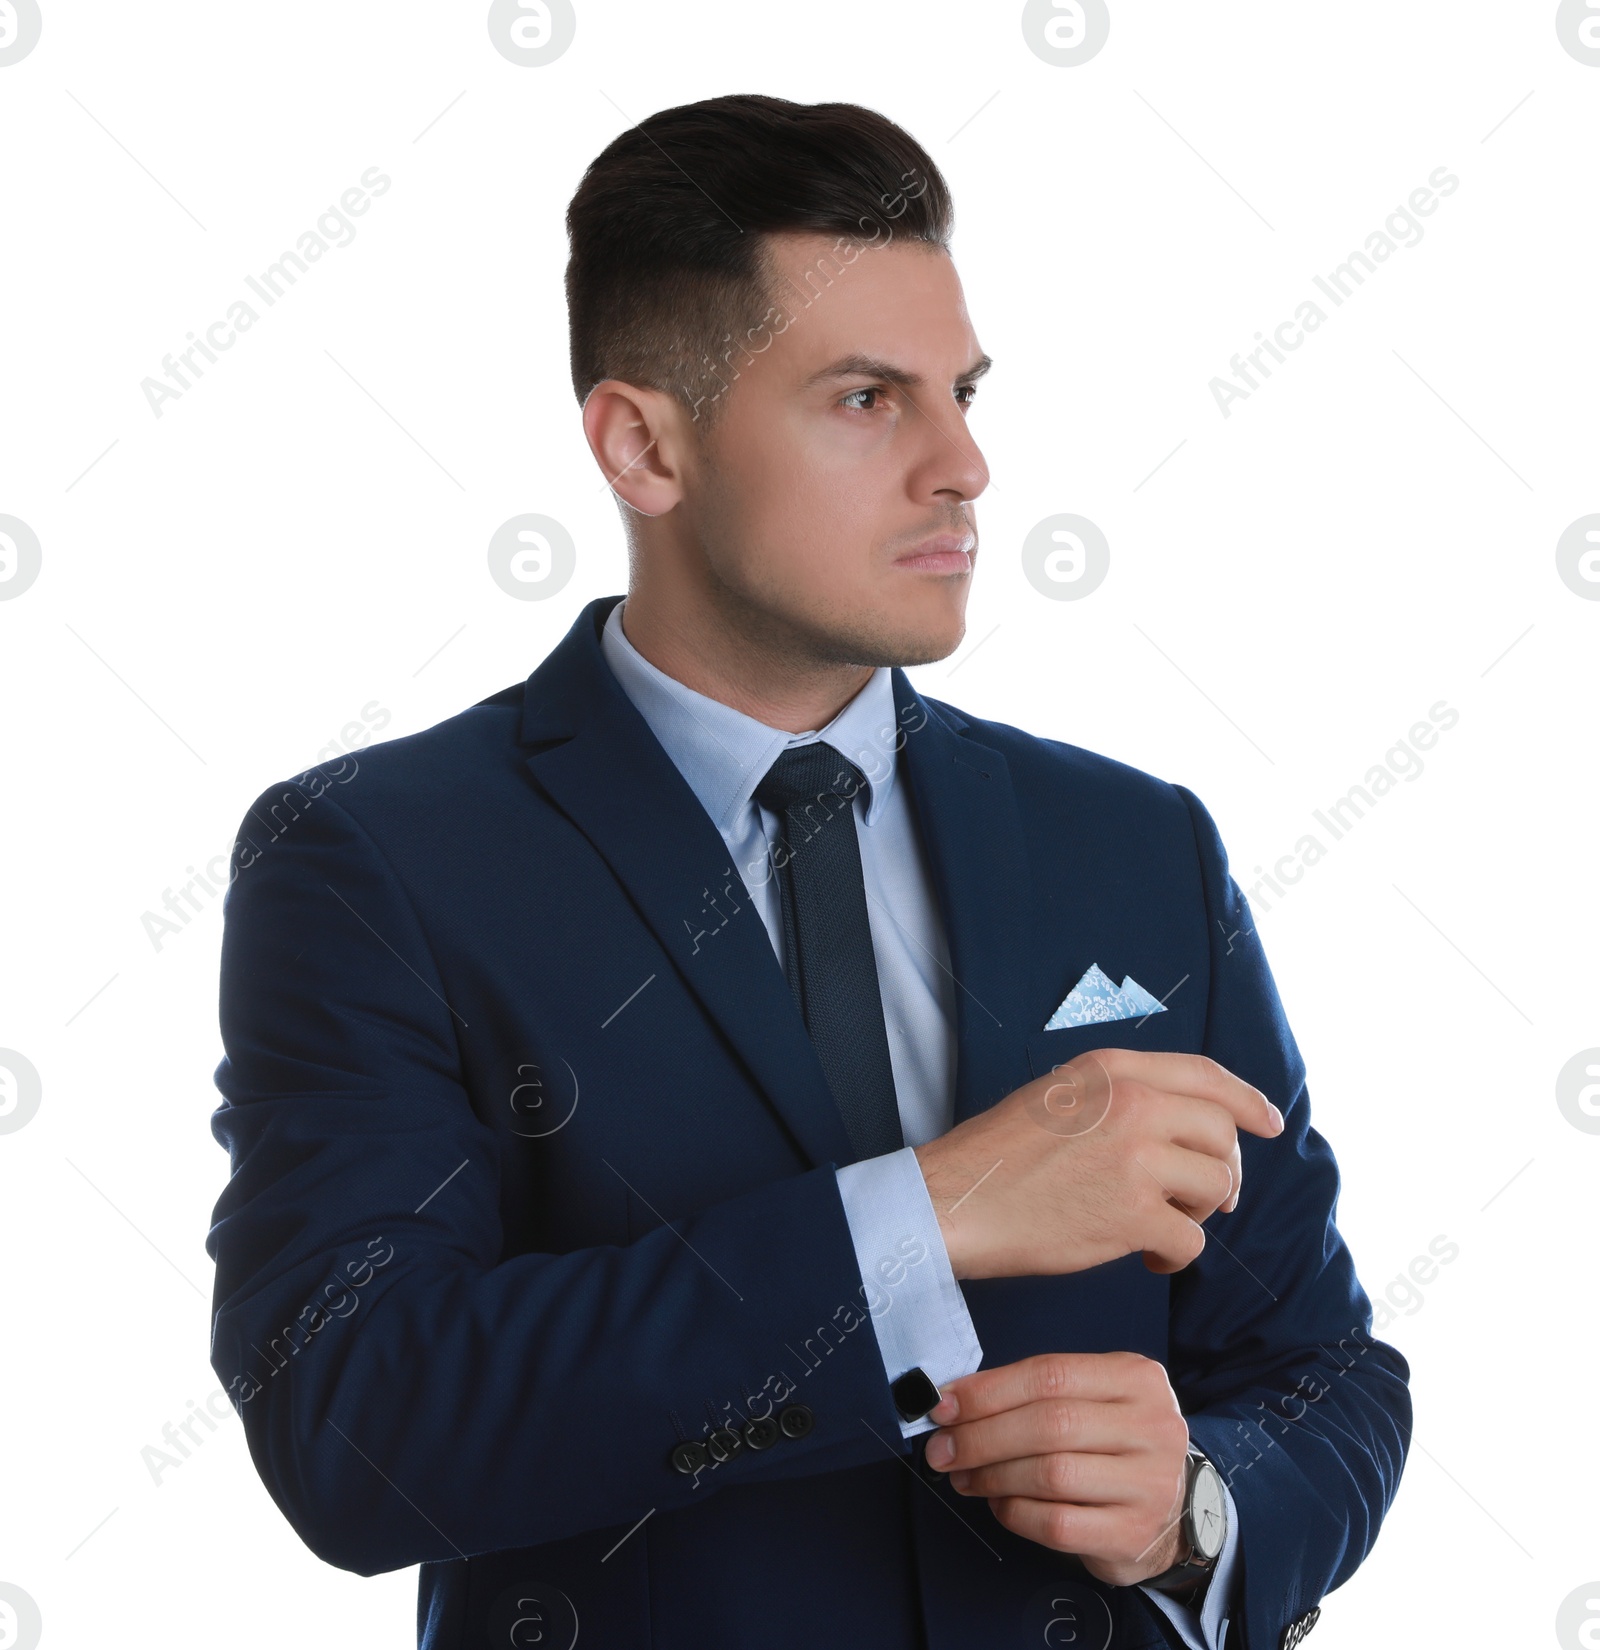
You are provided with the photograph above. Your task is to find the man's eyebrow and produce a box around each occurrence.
[800,352,994,392]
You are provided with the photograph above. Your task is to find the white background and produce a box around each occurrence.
[2,3,1596,1646]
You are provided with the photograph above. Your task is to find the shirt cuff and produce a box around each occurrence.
[1137,1476,1241,1650]
[834,1146,983,1438]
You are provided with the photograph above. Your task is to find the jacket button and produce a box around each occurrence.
[778,1404,814,1440]
[706,1426,744,1463]
[669,1441,708,1475]
[742,1415,781,1451]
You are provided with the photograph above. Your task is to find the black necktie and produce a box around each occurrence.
[753,742,905,1162]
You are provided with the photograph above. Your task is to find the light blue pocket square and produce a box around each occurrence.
[1044,962,1167,1030]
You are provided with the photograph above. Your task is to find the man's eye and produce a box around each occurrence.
[840,387,885,412]
[955,384,978,409]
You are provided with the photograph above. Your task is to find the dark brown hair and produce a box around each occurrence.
[564,94,953,426]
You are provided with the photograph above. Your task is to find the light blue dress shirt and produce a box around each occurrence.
[598,597,1237,1649]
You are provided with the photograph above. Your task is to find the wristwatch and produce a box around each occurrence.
[1144,1446,1228,1595]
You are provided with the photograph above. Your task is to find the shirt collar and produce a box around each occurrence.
[599,597,902,834]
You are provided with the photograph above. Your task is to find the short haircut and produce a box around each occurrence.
[564,94,953,427]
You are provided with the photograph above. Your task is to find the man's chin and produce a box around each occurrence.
[815,611,968,671]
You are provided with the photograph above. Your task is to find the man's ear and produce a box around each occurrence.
[581,379,694,518]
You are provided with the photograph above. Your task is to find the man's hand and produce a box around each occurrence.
[922,1351,1192,1588]
[913,1049,1283,1279]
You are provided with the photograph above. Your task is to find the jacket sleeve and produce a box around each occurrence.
[1159,785,1412,1650]
[205,770,908,1576]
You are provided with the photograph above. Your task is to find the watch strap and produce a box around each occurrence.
[1143,1447,1224,1595]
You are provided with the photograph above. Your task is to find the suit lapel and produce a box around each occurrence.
[517,598,858,1169]
[891,670,1036,1122]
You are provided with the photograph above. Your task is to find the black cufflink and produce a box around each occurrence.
[890,1366,942,1422]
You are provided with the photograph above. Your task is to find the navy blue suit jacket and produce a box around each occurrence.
[207,594,1410,1650]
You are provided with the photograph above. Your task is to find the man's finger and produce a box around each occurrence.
[950,1449,1133,1503]
[1134,1142,1235,1224]
[1155,1092,1237,1164]
[932,1351,1157,1426]
[1154,1094,1243,1214]
[1093,1049,1284,1139]
[1223,1133,1244,1212]
[928,1395,1138,1473]
[984,1496,1129,1556]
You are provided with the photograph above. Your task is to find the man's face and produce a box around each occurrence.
[679,230,990,670]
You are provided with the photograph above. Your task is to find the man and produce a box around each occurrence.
[207,96,1409,1650]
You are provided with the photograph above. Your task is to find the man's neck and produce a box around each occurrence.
[617,594,874,736]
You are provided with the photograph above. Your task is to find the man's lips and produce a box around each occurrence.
[894,534,975,574]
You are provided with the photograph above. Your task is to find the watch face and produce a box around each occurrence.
[1187,1460,1227,1561]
